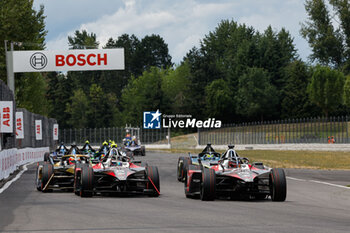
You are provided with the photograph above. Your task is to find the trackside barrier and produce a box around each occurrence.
[0,147,48,180]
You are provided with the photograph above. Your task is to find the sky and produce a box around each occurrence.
[33,0,312,64]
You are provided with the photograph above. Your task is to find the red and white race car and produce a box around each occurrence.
[184,145,286,201]
[73,147,159,197]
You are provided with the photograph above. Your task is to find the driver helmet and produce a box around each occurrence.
[102,141,108,146]
[205,152,215,160]
[68,157,79,165]
[111,143,117,148]
[85,140,90,144]
[132,136,136,140]
[71,141,76,147]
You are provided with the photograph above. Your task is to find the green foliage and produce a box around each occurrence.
[121,67,165,125]
[15,72,50,115]
[300,0,346,69]
[65,89,89,128]
[205,79,234,121]
[68,30,99,49]
[343,76,350,106]
[235,68,278,121]
[307,65,345,117]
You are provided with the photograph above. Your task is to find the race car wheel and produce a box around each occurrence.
[200,168,216,201]
[43,152,50,162]
[270,168,287,202]
[147,166,160,197]
[41,163,53,192]
[182,158,191,183]
[177,157,185,181]
[35,162,44,191]
[141,146,146,156]
[74,164,83,196]
[80,166,94,197]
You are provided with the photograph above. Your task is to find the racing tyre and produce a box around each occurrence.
[182,158,191,183]
[270,168,287,202]
[74,164,83,196]
[147,166,160,197]
[43,152,50,162]
[41,163,53,192]
[200,168,216,201]
[177,157,185,181]
[35,162,45,191]
[141,146,146,156]
[80,166,94,197]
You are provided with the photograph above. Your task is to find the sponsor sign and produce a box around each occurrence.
[53,124,59,140]
[10,49,124,72]
[143,110,222,129]
[0,101,13,133]
[15,112,24,139]
[143,110,161,129]
[35,120,42,140]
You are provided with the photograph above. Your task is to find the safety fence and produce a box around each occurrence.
[59,127,170,145]
[198,116,349,145]
[0,147,48,181]
[1,80,58,151]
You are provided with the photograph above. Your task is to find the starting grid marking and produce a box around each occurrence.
[287,176,350,190]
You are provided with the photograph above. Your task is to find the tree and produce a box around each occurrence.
[121,67,165,125]
[65,89,89,128]
[68,30,99,49]
[300,0,344,68]
[134,34,173,76]
[235,68,278,121]
[281,60,320,118]
[205,79,234,122]
[307,65,345,117]
[343,75,350,107]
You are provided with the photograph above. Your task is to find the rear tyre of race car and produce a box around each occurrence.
[270,168,287,202]
[200,168,216,201]
[43,152,50,162]
[41,163,53,192]
[141,146,146,156]
[177,157,185,181]
[147,166,160,197]
[80,166,94,197]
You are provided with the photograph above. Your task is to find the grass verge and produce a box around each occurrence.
[153,149,350,170]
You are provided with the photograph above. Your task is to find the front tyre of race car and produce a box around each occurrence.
[41,163,53,192]
[35,162,45,191]
[146,166,160,197]
[74,163,87,196]
[200,168,216,201]
[43,152,50,162]
[270,168,287,202]
[80,166,94,197]
[182,158,191,183]
[177,157,185,181]
[141,146,146,156]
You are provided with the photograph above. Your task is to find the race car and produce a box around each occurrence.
[122,136,146,157]
[36,146,90,192]
[73,146,159,197]
[177,143,221,182]
[184,145,287,201]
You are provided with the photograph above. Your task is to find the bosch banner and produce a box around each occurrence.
[53,124,59,140]
[15,112,24,139]
[35,120,42,140]
[0,101,13,133]
[10,49,124,72]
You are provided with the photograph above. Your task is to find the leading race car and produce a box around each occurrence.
[122,136,146,157]
[73,146,159,197]
[184,145,287,201]
[177,143,221,182]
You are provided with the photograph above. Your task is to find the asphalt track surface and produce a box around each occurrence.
[0,151,350,233]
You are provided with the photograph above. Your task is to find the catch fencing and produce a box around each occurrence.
[198,116,349,145]
[59,127,170,146]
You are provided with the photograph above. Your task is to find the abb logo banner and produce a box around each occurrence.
[11,49,124,72]
[53,124,59,140]
[35,120,42,140]
[0,101,13,133]
[15,112,24,139]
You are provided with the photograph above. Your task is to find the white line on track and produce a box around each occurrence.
[0,163,31,194]
[287,176,350,190]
